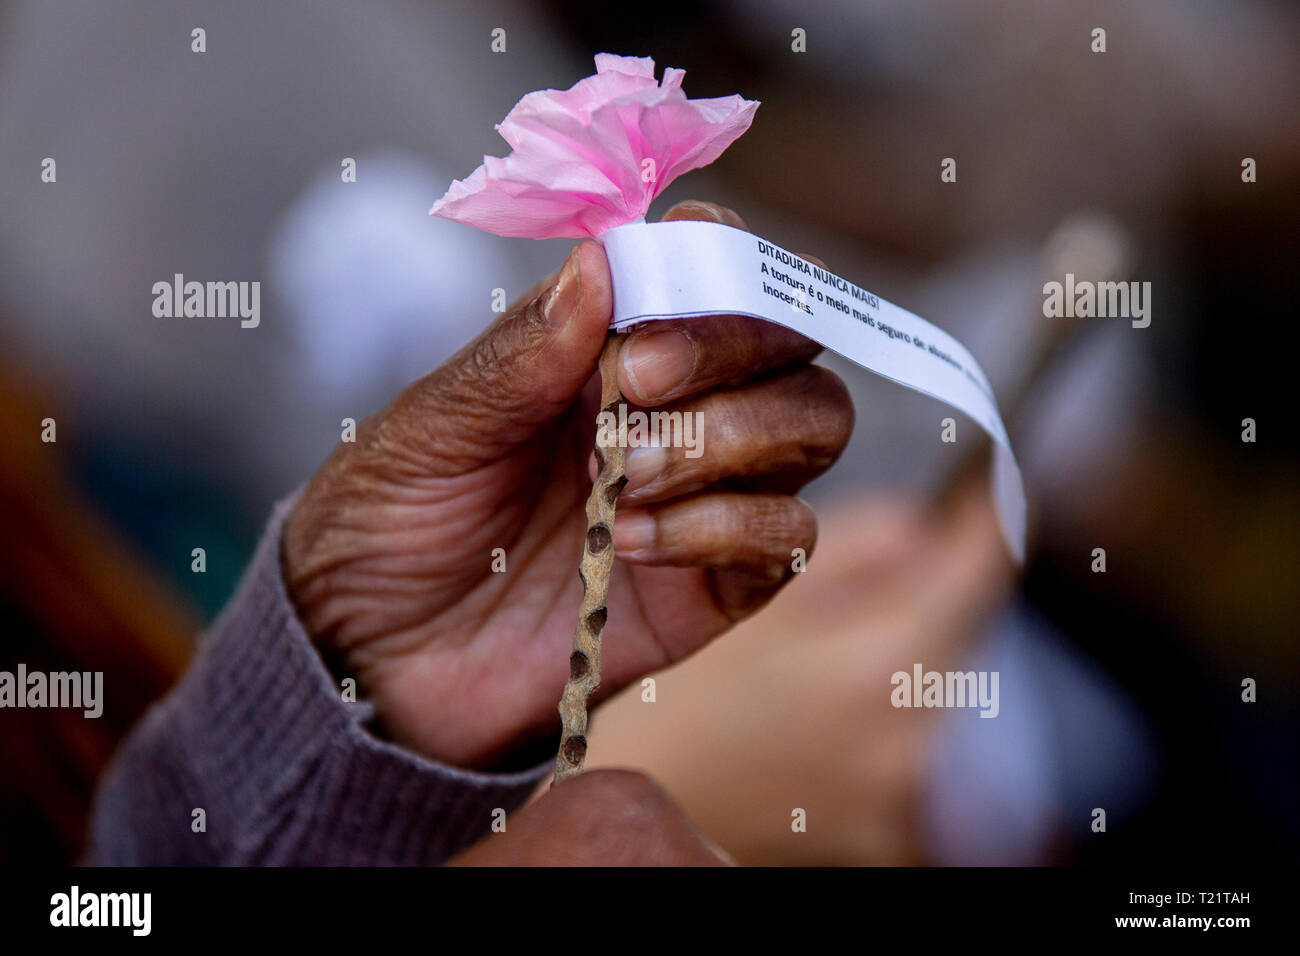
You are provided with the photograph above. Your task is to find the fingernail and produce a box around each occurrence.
[623,445,667,494]
[622,330,696,401]
[544,250,582,328]
[614,510,655,554]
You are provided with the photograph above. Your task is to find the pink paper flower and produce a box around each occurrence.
[430,54,759,239]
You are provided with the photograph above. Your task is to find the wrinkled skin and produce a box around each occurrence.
[282,200,854,784]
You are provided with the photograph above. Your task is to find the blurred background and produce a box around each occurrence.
[0,0,1296,866]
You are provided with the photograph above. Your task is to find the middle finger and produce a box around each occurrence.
[591,363,854,505]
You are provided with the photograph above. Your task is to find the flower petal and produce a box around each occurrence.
[431,53,759,238]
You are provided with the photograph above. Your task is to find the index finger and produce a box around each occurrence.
[617,200,825,405]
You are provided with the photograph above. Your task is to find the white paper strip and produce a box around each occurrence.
[600,219,1026,563]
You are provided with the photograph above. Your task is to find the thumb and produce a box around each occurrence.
[391,240,612,471]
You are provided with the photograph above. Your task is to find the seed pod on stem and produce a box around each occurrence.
[554,331,627,784]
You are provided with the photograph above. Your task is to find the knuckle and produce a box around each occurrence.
[774,497,818,552]
[800,366,856,460]
[724,365,851,472]
[446,295,551,406]
[742,496,816,578]
[482,292,551,376]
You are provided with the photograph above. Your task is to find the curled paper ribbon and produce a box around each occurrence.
[600,219,1027,563]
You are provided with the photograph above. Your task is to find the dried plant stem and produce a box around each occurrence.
[553,330,627,785]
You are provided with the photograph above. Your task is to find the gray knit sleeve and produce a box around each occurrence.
[85,494,551,865]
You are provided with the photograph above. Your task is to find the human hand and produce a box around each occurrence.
[448,770,729,866]
[282,201,853,769]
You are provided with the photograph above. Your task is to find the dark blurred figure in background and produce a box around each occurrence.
[1,0,1295,864]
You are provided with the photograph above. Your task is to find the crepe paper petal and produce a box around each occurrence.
[430,53,758,239]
